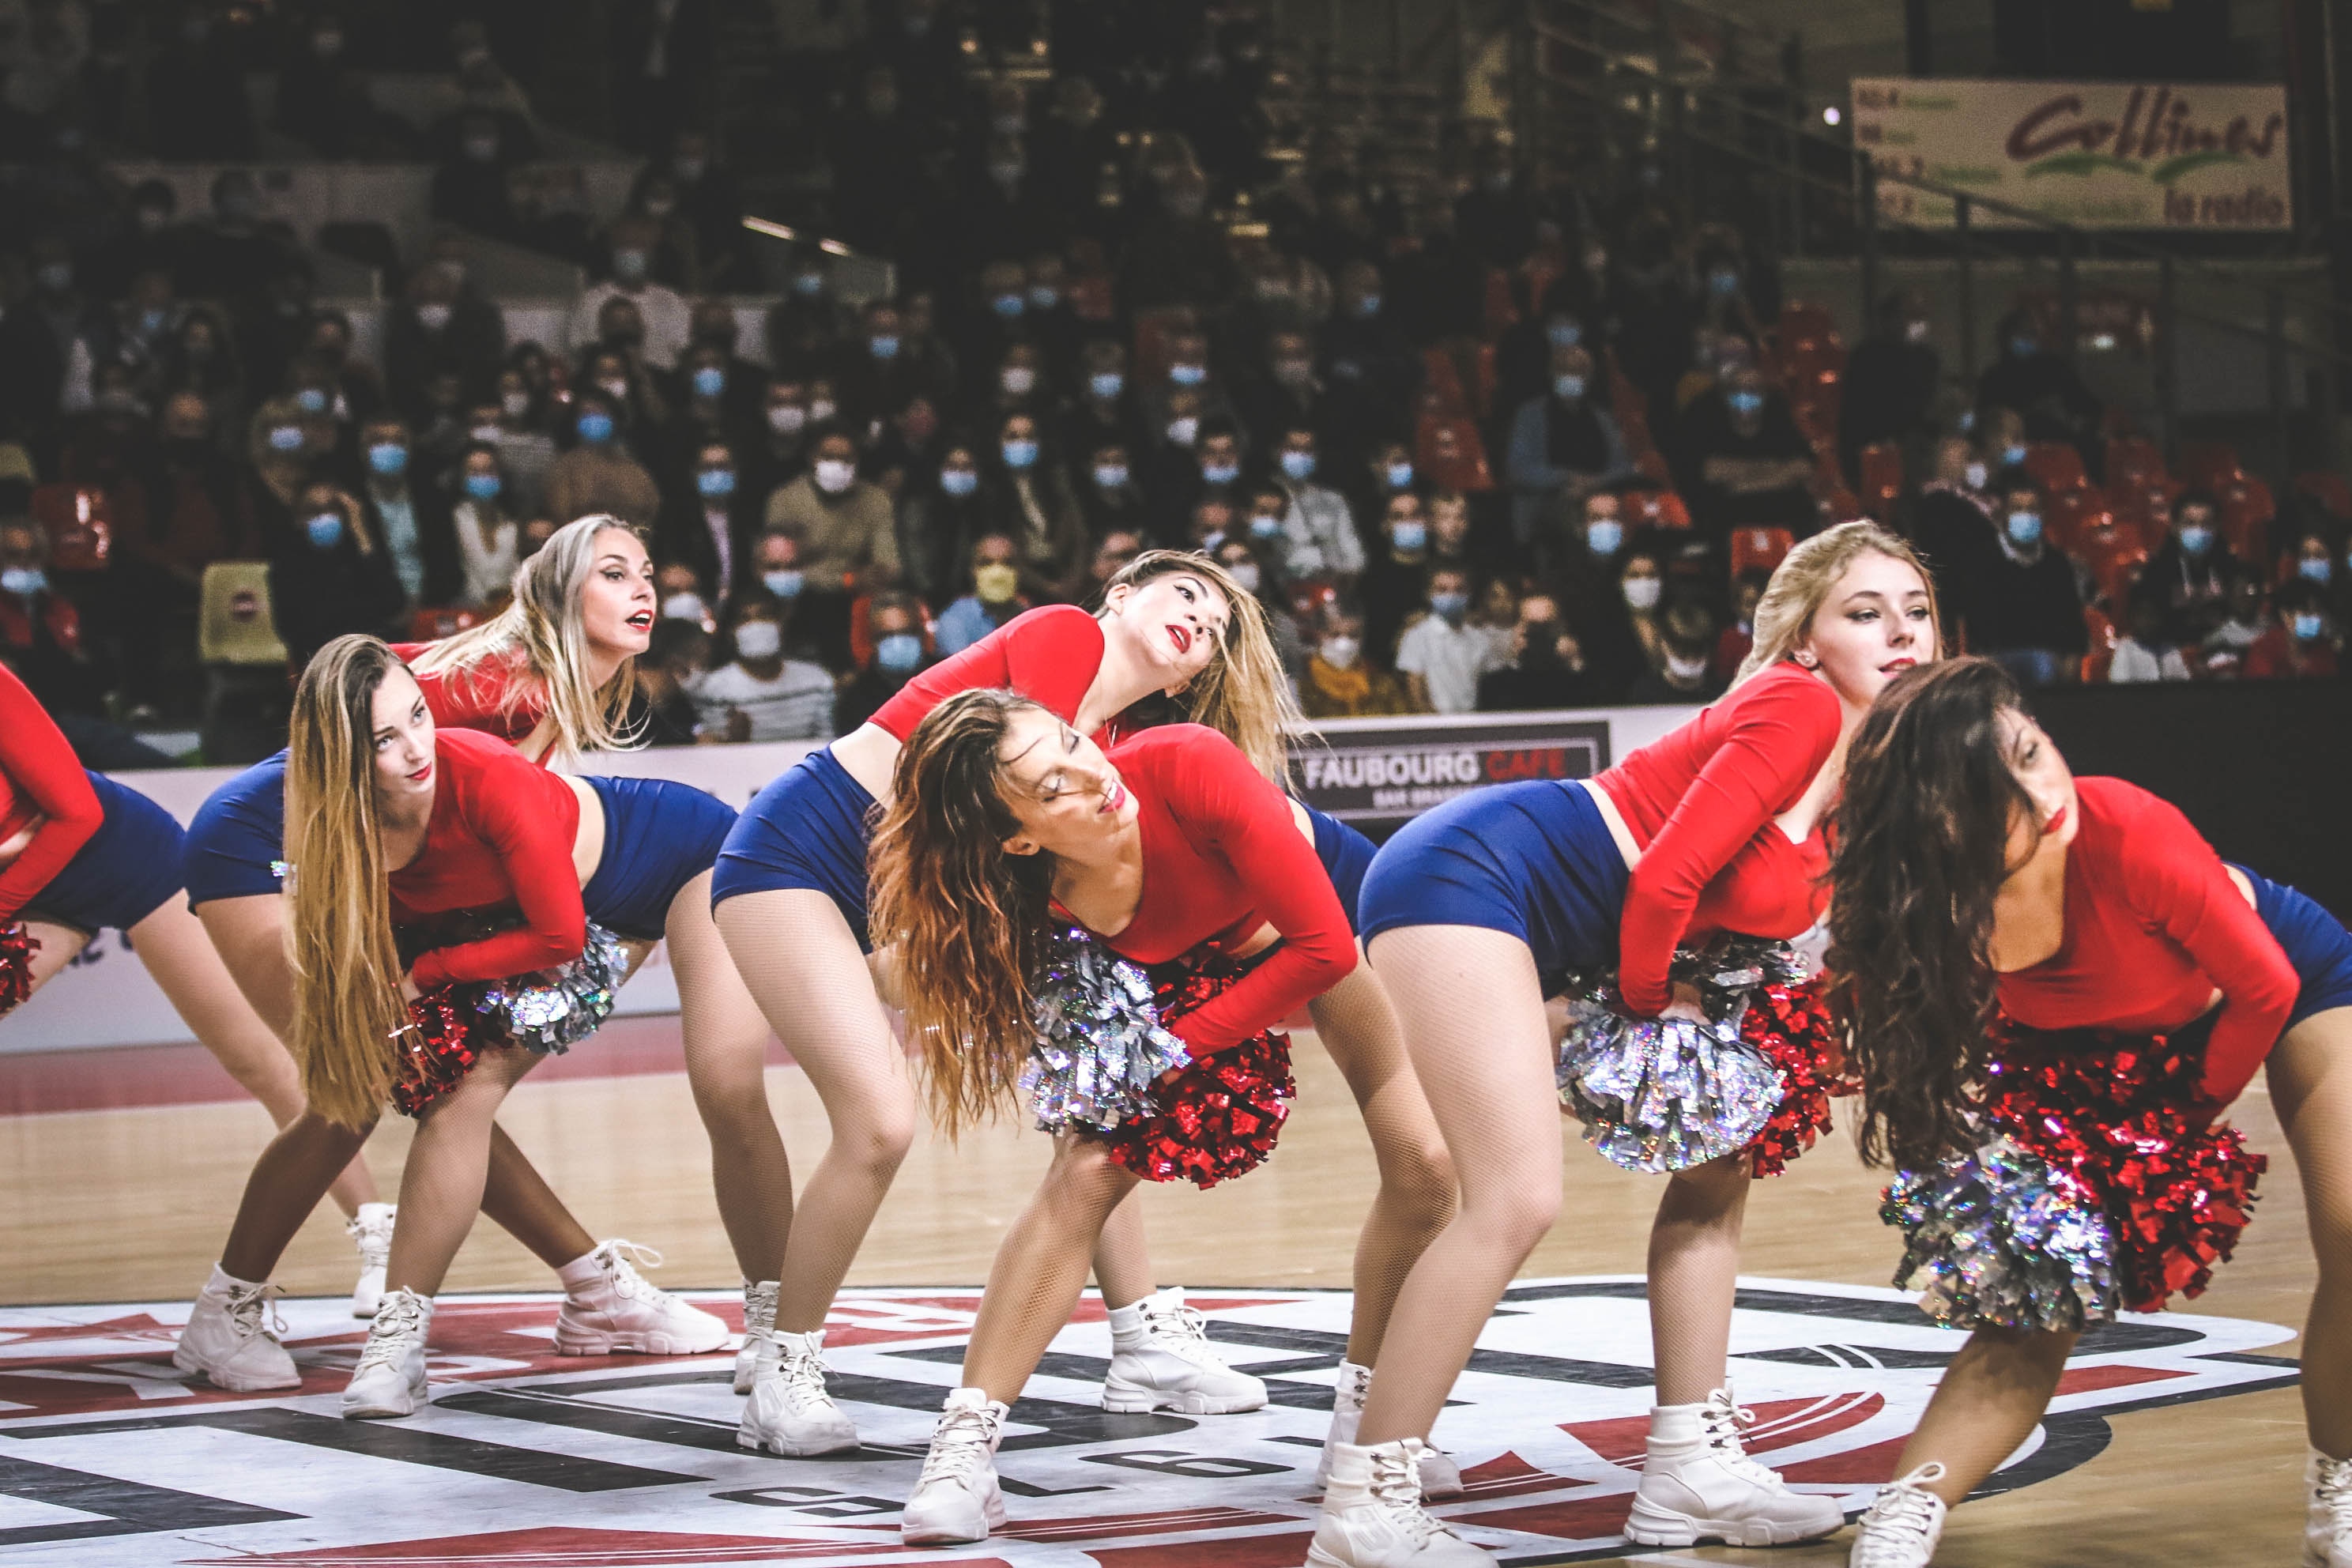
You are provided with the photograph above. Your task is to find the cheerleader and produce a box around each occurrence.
[867,694,1427,1543]
[712,552,1451,1458]
[1827,658,2349,1568]
[1312,522,1939,1568]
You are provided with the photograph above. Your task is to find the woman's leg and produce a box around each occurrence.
[20,918,89,989]
[1355,925,1563,1447]
[1091,1195,1157,1310]
[2267,1006,2352,1459]
[966,1137,1144,1403]
[1882,1326,2079,1505]
[668,870,794,1282]
[383,1046,545,1297]
[1646,1155,1751,1404]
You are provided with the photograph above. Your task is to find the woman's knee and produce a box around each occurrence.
[831,1098,918,1178]
[1378,1135,1461,1223]
[1457,1181,1560,1257]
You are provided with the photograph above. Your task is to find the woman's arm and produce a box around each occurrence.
[0,669,104,923]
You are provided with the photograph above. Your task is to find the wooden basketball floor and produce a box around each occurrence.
[0,1019,2320,1566]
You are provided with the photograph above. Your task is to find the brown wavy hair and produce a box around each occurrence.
[1825,658,2037,1167]
[868,688,1058,1136]
[1098,549,1305,785]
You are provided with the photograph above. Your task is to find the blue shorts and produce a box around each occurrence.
[1306,805,1374,937]
[1359,780,1630,993]
[23,773,188,936]
[581,775,740,940]
[184,752,288,907]
[2241,866,2352,1031]
[710,747,877,950]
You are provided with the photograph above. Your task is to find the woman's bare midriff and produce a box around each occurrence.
[1577,776,1644,873]
[0,815,36,871]
[831,723,902,805]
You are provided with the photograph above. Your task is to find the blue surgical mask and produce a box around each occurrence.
[1391,519,1427,552]
[1250,512,1283,539]
[613,250,650,285]
[305,511,345,548]
[2010,336,2038,358]
[1554,374,1586,400]
[692,366,726,398]
[1202,461,1238,485]
[463,472,502,500]
[2001,442,2028,468]
[1728,390,1765,416]
[2299,556,2334,585]
[2179,524,2214,556]
[940,467,978,496]
[793,272,826,297]
[1028,285,1061,310]
[697,467,737,497]
[2007,511,2043,547]
[1168,363,1206,386]
[1,566,48,597]
[1280,450,1317,481]
[1708,268,1739,296]
[2294,612,2326,642]
[267,424,305,453]
[366,442,408,477]
[763,568,805,599]
[576,411,614,443]
[1385,462,1414,489]
[1089,371,1125,399]
[1354,293,1381,318]
[1547,321,1582,349]
[1431,591,1470,624]
[992,292,1025,318]
[1001,439,1038,470]
[876,631,924,673]
[295,387,329,416]
[1586,518,1623,556]
[1093,463,1128,490]
[869,334,900,360]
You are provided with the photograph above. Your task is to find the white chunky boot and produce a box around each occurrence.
[1849,1463,1949,1568]
[1310,1438,1494,1568]
[1625,1385,1844,1546]
[2309,1449,2352,1568]
[1318,1359,1464,1497]
[737,1327,861,1455]
[1102,1287,1266,1414]
[733,1278,780,1394]
[341,1287,433,1419]
[173,1265,300,1391]
[552,1241,729,1355]
[902,1387,1012,1544]
[346,1202,395,1318]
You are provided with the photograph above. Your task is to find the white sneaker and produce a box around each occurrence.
[1310,1438,1494,1568]
[1626,1385,1844,1546]
[347,1202,395,1319]
[737,1328,861,1456]
[1102,1287,1267,1415]
[1317,1359,1464,1498]
[733,1278,779,1394]
[1849,1463,1948,1568]
[554,1241,729,1355]
[172,1265,300,1391]
[2309,1449,2352,1568]
[341,1287,433,1419]
[903,1387,1011,1544]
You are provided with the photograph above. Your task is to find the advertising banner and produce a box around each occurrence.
[1851,77,2291,230]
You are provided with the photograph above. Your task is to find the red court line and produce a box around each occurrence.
[0,1016,794,1118]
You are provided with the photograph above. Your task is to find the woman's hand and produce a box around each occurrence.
[1657,979,1708,1024]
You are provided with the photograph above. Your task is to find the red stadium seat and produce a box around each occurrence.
[29,485,111,571]
[2176,439,2242,490]
[2294,470,2352,522]
[2045,486,2108,554]
[1730,526,1796,578]
[2105,436,2165,488]
[2022,441,2089,494]
[1857,443,1903,519]
[1624,488,1692,531]
[408,607,482,642]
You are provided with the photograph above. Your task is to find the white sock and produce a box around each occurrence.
[1106,1298,1150,1346]
[1649,1401,1704,1449]
[354,1201,395,1224]
[207,1261,265,1294]
[556,1250,607,1295]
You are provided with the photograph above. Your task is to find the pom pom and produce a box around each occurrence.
[391,989,484,1118]
[471,922,629,1054]
[0,920,36,1019]
[1882,1133,2119,1332]
[1023,926,1193,1134]
[1740,975,1848,1179]
[1092,948,1295,1188]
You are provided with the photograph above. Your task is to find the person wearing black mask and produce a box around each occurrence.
[1504,343,1634,552]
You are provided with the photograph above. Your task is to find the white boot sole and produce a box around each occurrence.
[1623,1494,1843,1547]
[902,1491,1007,1545]
[1102,1381,1266,1415]
[556,1325,729,1355]
[340,1381,426,1420]
[735,1422,861,1457]
[171,1344,301,1392]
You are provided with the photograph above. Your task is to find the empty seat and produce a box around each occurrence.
[29,485,112,571]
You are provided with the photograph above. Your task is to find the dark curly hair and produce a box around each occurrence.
[1825,658,2038,1167]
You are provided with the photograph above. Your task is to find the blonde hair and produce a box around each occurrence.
[407,515,643,762]
[1099,549,1306,784]
[284,635,410,1127]
[1733,521,1943,686]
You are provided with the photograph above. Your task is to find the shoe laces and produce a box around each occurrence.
[352,1293,425,1375]
[918,1399,1004,1490]
[1695,1388,1785,1488]
[1853,1464,1947,1566]
[744,1279,779,1331]
[588,1239,665,1303]
[224,1280,288,1344]
[2317,1453,2352,1529]
[1366,1441,1449,1547]
[346,1209,394,1263]
[1139,1298,1232,1369]
[770,1332,836,1406]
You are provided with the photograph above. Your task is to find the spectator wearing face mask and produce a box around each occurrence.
[1476,590,1597,711]
[1085,528,1144,596]
[545,394,662,530]
[744,378,815,501]
[2199,575,2273,679]
[1212,536,1306,678]
[2283,527,2352,629]
[897,442,992,603]
[0,232,104,432]
[1268,425,1363,582]
[1138,332,1241,463]
[1348,440,1421,548]
[1909,434,2001,616]
[1396,566,1503,714]
[1300,601,1415,718]
[1964,469,2087,688]
[633,614,714,744]
[481,363,559,511]
[654,439,760,609]
[356,416,461,609]
[450,443,521,608]
[266,481,404,668]
[1494,288,1593,420]
[837,590,938,730]
[767,251,850,375]
[1625,599,1728,704]
[989,413,1087,601]
[2108,587,2193,684]
[1359,489,1436,668]
[1505,343,1634,548]
[1613,549,1668,688]
[2245,582,2339,679]
[1975,308,2102,450]
[2146,489,2245,646]
[1319,258,1423,439]
[935,530,1030,654]
[1076,441,1153,544]
[1157,421,1247,542]
[692,593,835,741]
[763,428,901,669]
[1064,339,1144,469]
[386,266,505,424]
[1672,364,1816,536]
[570,217,693,369]
[0,518,102,717]
[1839,292,1940,478]
[1240,328,1329,450]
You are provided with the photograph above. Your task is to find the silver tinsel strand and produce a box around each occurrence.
[1555,936,1802,1173]
[1023,925,1192,1133]
[471,920,629,1054]
[1881,1133,2120,1332]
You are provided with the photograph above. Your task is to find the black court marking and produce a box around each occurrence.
[0,1453,299,1548]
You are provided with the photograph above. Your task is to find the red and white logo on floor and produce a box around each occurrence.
[0,1278,2297,1566]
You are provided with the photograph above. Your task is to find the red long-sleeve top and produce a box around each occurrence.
[1996,776,2297,1107]
[1592,659,1841,1014]
[869,605,1110,741]
[388,728,586,990]
[391,643,548,749]
[1065,726,1357,1053]
[0,665,104,925]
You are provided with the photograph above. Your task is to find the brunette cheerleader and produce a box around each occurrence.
[1311,522,1939,1568]
[869,693,1437,1542]
[1827,658,2350,1568]
[711,552,1451,1459]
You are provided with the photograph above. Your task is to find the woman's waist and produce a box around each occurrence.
[1996,978,2225,1039]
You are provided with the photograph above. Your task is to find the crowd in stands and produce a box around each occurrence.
[1,1,2346,765]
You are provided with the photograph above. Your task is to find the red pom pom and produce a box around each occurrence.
[1743,976,1848,1179]
[0,921,36,1018]
[1094,950,1297,1189]
[1984,1017,2266,1312]
[390,989,484,1118]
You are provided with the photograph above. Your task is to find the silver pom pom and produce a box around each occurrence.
[1556,937,1804,1174]
[1023,926,1191,1133]
[1882,1133,2119,1332]
[473,921,630,1054]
